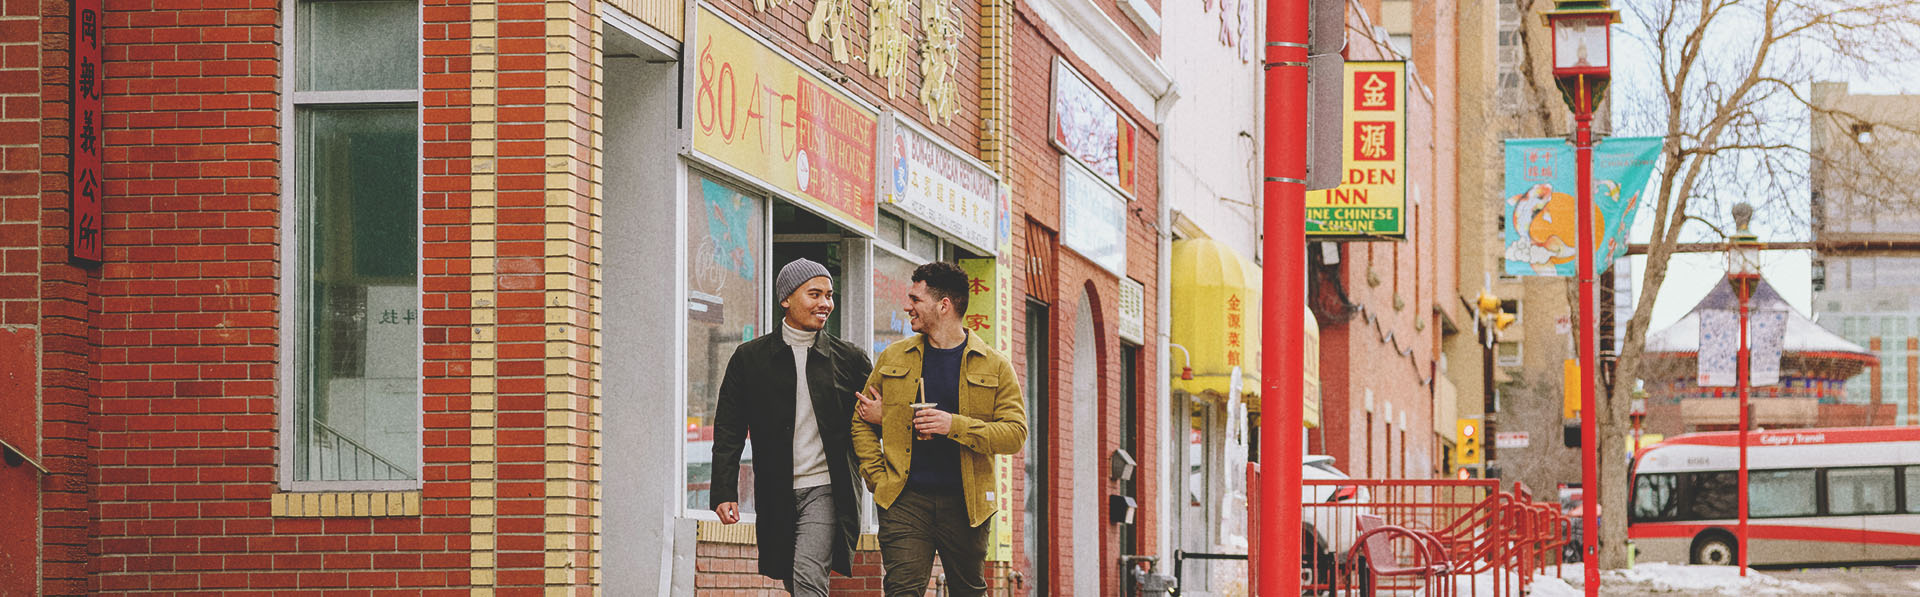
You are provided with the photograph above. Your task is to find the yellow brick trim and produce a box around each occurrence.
[270,491,422,518]
[694,522,881,550]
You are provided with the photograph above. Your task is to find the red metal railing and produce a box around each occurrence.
[1254,475,1573,597]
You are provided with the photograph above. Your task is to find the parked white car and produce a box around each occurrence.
[1302,455,1371,593]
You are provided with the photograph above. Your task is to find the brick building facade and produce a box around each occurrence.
[2,0,1174,590]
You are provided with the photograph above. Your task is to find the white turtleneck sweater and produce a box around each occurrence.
[783,321,832,489]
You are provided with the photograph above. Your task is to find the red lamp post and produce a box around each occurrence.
[1726,202,1764,576]
[1544,2,1617,594]
[1258,0,1308,595]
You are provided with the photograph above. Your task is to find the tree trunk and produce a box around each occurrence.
[1597,222,1682,569]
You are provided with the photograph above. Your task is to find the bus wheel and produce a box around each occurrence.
[1690,532,1736,566]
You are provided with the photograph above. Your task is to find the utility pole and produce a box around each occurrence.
[1258,0,1307,594]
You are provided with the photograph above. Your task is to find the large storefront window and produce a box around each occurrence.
[685,175,766,514]
[872,248,919,354]
[286,0,421,486]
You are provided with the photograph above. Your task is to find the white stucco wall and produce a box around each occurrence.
[1160,0,1264,253]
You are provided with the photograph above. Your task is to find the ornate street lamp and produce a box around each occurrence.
[1544,1,1619,593]
[1726,202,1763,576]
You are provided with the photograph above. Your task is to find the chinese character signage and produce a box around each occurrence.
[883,116,998,254]
[70,0,105,263]
[1225,294,1245,368]
[1502,136,1661,276]
[689,5,878,233]
[1051,58,1136,197]
[1060,157,1127,276]
[1305,61,1406,239]
[959,254,1014,561]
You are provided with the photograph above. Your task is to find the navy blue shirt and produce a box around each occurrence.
[907,339,966,493]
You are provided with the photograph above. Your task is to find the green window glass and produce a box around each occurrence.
[288,0,419,485]
[296,0,420,92]
[294,107,419,482]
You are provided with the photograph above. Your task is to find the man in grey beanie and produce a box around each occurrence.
[710,258,873,595]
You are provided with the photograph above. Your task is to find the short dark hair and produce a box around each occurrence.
[912,261,970,315]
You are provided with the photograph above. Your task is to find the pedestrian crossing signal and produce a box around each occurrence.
[1456,419,1482,465]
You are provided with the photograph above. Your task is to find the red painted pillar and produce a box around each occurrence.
[1574,78,1600,596]
[1259,0,1307,593]
[1738,289,1751,575]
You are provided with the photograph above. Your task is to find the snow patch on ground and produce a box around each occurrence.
[1525,577,1582,597]
[1543,563,1826,595]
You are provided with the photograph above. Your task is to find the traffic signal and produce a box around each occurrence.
[1562,359,1581,420]
[1456,419,1482,465]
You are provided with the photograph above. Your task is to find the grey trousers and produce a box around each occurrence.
[877,486,990,597]
[784,485,835,597]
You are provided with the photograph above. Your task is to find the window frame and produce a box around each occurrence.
[1823,466,1900,517]
[277,0,426,492]
[1746,468,1820,519]
[679,166,773,524]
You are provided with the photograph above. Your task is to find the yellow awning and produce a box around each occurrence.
[1170,238,1319,427]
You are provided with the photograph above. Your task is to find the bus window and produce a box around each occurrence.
[1748,469,1816,518]
[1632,473,1678,522]
[1828,467,1897,515]
[1683,471,1737,521]
[1908,468,1920,513]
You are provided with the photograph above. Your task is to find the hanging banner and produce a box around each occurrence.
[1750,310,1787,387]
[1051,58,1137,197]
[689,5,878,232]
[1502,136,1662,276]
[960,248,1013,561]
[1698,310,1739,388]
[1697,308,1788,388]
[1305,61,1408,239]
[70,0,105,264]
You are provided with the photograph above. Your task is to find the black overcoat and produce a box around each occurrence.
[708,329,872,580]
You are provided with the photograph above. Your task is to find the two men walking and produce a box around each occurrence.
[707,259,1027,597]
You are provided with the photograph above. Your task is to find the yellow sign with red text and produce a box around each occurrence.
[691,6,877,232]
[961,250,1016,562]
[1305,61,1407,239]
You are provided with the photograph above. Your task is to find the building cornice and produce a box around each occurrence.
[1022,0,1177,121]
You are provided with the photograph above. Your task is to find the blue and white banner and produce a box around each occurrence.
[1503,137,1662,276]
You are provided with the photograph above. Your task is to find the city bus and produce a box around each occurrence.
[1628,426,1920,567]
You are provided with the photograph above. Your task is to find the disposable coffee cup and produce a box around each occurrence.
[910,403,938,440]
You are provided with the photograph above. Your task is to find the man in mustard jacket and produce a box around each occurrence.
[852,261,1026,597]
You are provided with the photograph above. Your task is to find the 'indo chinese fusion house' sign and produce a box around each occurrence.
[1305,61,1407,239]
[688,5,879,232]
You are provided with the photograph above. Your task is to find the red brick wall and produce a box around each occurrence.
[0,0,40,591]
[67,0,495,591]
[1004,5,1161,594]
[22,0,96,593]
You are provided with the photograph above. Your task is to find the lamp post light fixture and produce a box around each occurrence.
[1726,201,1764,577]
[1544,1,1619,593]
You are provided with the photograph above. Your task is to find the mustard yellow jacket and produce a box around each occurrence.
[850,330,1027,527]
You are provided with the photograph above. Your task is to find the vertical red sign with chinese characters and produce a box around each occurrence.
[69,0,105,264]
[1351,70,1397,162]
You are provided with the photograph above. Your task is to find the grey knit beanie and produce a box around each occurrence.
[775,258,831,302]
